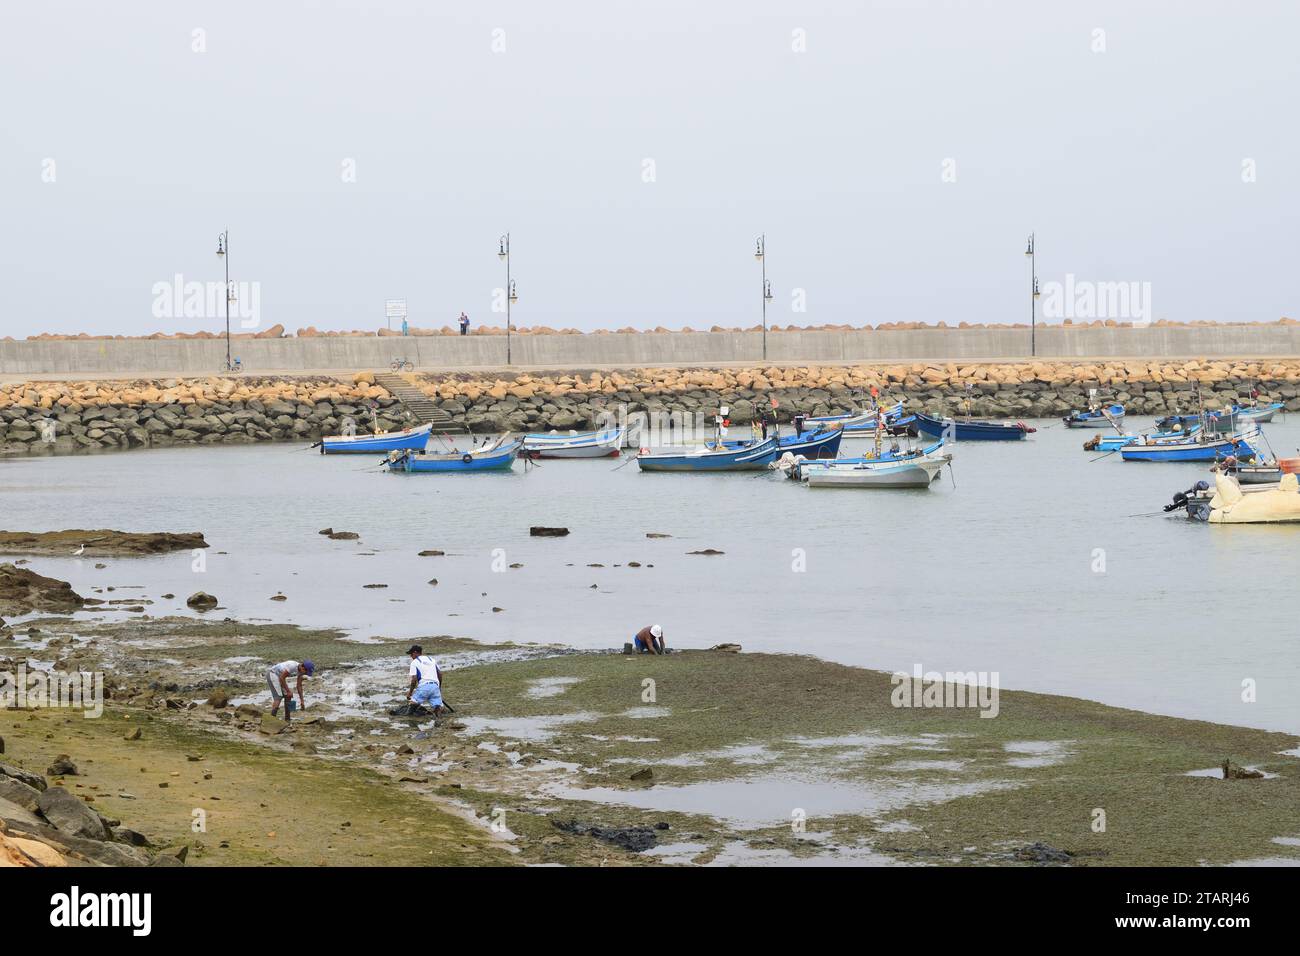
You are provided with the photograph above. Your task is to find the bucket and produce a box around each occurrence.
[1279,458,1300,475]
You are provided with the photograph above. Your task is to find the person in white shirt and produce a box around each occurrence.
[267,659,314,720]
[405,645,443,714]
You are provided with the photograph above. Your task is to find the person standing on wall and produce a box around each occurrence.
[458,312,470,336]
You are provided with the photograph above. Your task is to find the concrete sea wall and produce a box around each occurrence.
[4,325,1300,376]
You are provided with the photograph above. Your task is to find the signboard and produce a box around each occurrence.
[384,298,408,330]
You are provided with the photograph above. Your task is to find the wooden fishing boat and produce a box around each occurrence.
[1063,403,1125,429]
[319,422,432,454]
[803,454,950,489]
[1157,403,1283,432]
[1120,433,1256,462]
[637,436,779,472]
[773,440,948,481]
[385,434,523,473]
[722,427,842,460]
[805,401,913,435]
[521,426,624,459]
[1086,424,1200,452]
[914,411,1034,442]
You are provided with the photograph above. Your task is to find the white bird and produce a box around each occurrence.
[72,544,85,556]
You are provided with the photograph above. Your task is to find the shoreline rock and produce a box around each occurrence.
[0,530,207,557]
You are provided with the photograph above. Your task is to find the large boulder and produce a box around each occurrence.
[186,591,218,610]
[36,786,107,840]
[0,564,85,616]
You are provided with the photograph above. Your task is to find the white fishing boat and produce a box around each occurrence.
[802,454,950,488]
[521,426,624,459]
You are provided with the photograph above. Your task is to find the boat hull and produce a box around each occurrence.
[521,427,623,458]
[804,457,947,488]
[320,423,432,454]
[386,437,523,473]
[781,429,842,458]
[914,412,1031,441]
[1121,437,1256,462]
[638,437,779,472]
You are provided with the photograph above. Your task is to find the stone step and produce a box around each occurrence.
[372,372,468,432]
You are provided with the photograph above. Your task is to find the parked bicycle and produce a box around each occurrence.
[390,357,415,372]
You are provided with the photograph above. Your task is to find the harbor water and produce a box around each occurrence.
[3,417,1298,733]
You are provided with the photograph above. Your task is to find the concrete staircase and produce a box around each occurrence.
[372,371,468,433]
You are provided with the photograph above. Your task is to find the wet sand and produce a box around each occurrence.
[5,613,1299,866]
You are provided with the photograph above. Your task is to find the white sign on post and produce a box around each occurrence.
[384,298,408,330]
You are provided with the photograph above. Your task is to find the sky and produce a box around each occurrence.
[1,0,1297,337]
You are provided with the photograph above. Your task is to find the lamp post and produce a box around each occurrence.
[1024,232,1040,357]
[215,231,232,370]
[498,234,518,365]
[755,235,773,361]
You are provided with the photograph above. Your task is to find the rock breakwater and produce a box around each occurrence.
[3,360,1298,455]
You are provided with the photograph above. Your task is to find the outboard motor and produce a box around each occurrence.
[1164,479,1210,513]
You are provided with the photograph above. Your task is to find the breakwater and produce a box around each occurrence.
[2,359,1298,455]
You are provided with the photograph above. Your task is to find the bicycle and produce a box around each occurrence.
[390,358,415,372]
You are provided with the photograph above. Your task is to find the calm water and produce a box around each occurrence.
[3,418,1298,733]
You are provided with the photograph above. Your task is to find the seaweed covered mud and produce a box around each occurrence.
[3,604,1299,867]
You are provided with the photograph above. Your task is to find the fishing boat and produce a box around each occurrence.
[1214,455,1283,485]
[521,426,624,459]
[804,401,915,435]
[1119,432,1256,462]
[772,439,948,481]
[1180,472,1300,523]
[384,434,523,473]
[637,436,779,472]
[1085,423,1200,452]
[914,411,1034,442]
[318,422,432,454]
[803,454,950,489]
[1157,402,1283,432]
[1062,403,1125,429]
[721,427,842,460]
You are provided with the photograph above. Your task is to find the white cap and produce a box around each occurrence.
[650,625,663,639]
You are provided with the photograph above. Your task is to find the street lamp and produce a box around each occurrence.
[498,234,518,365]
[755,235,773,361]
[216,231,232,371]
[1024,233,1040,357]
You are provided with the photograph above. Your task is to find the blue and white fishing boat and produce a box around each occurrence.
[1120,433,1257,463]
[914,411,1034,442]
[318,422,432,455]
[801,453,951,489]
[1088,424,1200,452]
[722,427,843,460]
[1157,402,1283,432]
[805,400,912,435]
[773,439,948,481]
[521,426,624,459]
[385,434,523,473]
[1063,403,1125,429]
[637,436,779,472]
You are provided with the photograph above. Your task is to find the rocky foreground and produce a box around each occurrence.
[1,747,188,867]
[3,358,1299,454]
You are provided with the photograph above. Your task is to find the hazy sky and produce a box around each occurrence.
[2,0,1296,336]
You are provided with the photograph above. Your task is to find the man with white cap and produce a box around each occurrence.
[633,624,665,655]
